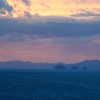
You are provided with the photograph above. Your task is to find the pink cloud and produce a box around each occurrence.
[94,39,100,44]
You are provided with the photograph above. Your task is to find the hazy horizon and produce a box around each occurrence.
[0,59,100,64]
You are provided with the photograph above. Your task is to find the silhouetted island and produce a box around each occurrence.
[71,66,78,69]
[53,65,66,69]
[83,67,87,69]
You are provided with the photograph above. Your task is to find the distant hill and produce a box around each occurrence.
[66,60,100,70]
[0,60,100,70]
[71,66,79,69]
[0,60,34,69]
[0,61,59,69]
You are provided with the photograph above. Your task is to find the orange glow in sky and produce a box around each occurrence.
[0,0,99,21]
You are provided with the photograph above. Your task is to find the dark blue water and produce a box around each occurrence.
[0,69,100,100]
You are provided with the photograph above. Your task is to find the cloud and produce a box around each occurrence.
[83,0,100,3]
[94,39,100,44]
[0,0,12,16]
[71,11,100,17]
[0,1,5,8]
[0,0,99,21]
[0,18,100,40]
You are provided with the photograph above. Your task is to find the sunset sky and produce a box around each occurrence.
[0,0,100,63]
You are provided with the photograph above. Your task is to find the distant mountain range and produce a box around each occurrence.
[0,60,100,70]
[66,60,100,70]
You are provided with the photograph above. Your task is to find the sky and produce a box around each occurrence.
[0,0,100,63]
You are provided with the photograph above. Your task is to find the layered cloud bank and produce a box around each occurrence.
[0,0,100,63]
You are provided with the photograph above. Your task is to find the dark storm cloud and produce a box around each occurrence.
[0,18,100,40]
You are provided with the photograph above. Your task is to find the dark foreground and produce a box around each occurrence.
[0,69,100,100]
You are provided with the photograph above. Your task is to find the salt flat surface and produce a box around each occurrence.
[0,69,100,100]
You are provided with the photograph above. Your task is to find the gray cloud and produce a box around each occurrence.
[71,12,100,17]
[0,1,12,12]
[23,0,30,5]
[0,1,5,8]
[0,18,100,37]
